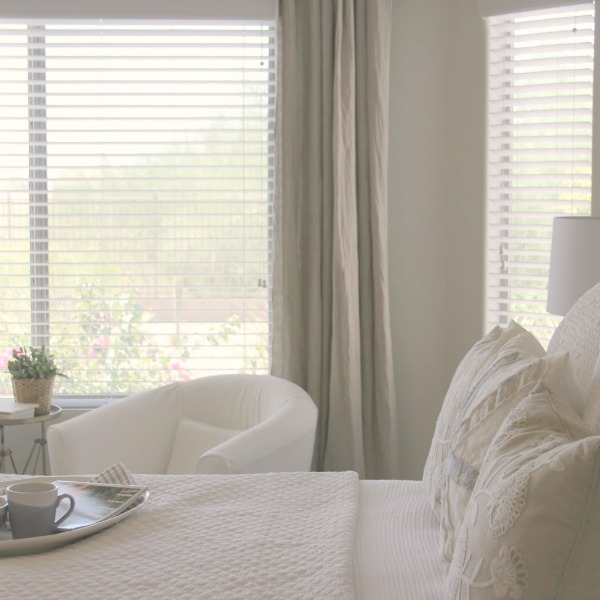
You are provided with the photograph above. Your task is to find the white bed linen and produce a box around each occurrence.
[354,480,445,600]
[0,473,444,599]
[1,472,358,599]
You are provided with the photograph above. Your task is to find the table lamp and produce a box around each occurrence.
[547,216,600,316]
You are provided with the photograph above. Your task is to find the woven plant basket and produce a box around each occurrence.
[11,377,54,416]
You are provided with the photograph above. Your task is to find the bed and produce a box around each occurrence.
[2,282,600,599]
[0,472,442,599]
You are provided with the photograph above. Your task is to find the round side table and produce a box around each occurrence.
[0,405,61,476]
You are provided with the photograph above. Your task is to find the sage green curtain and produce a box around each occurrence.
[272,0,400,478]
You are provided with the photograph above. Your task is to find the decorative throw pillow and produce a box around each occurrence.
[547,281,600,432]
[424,321,546,519]
[440,350,583,570]
[446,383,600,600]
[548,281,600,402]
[166,417,240,474]
[586,359,600,432]
[423,322,530,517]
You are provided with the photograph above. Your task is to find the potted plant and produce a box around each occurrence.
[6,346,66,415]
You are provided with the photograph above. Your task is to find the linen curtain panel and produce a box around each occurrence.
[273,0,399,478]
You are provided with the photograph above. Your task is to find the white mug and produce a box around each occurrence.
[7,481,75,539]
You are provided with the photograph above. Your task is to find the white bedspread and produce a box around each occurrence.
[2,471,359,599]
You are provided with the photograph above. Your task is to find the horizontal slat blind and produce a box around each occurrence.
[0,19,276,397]
[486,4,594,345]
[478,0,592,18]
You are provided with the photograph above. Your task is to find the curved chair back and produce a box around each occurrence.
[48,375,317,476]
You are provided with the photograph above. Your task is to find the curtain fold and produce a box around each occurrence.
[273,0,399,479]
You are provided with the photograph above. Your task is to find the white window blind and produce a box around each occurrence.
[478,0,592,18]
[0,19,276,397]
[486,4,594,345]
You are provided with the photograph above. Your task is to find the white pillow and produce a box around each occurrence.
[166,417,240,474]
[584,350,600,432]
[446,383,600,600]
[423,321,543,518]
[423,324,505,516]
[548,281,600,403]
[440,350,583,570]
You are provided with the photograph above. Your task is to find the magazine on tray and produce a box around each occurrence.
[54,480,148,531]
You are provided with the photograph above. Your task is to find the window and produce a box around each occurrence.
[0,14,276,398]
[485,2,594,344]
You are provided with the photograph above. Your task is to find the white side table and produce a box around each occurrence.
[0,405,61,476]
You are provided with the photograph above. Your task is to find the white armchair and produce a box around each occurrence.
[48,374,318,476]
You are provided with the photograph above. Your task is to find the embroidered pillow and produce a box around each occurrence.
[446,383,600,600]
[440,350,583,570]
[433,322,545,560]
[423,322,531,517]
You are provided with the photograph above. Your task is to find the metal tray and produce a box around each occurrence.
[0,476,149,557]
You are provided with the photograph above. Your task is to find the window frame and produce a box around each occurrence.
[483,2,595,343]
[0,2,277,407]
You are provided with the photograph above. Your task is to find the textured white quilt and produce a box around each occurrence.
[2,471,359,599]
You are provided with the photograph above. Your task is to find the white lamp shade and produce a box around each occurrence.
[547,216,600,316]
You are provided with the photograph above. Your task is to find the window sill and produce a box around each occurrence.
[0,395,123,410]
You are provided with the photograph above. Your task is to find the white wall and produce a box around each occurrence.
[4,0,486,480]
[388,0,487,478]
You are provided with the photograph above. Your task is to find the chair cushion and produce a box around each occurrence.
[166,418,240,474]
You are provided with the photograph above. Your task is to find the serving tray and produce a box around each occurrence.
[0,476,149,557]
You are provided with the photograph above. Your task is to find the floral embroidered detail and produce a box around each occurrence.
[487,469,530,539]
[493,407,527,451]
[500,434,561,481]
[447,524,528,598]
[490,546,528,599]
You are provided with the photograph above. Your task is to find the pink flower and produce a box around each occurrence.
[170,361,190,381]
[3,348,23,370]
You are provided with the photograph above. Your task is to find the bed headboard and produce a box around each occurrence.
[547,281,600,430]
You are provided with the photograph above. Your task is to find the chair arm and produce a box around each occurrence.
[48,384,180,475]
[195,397,317,474]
